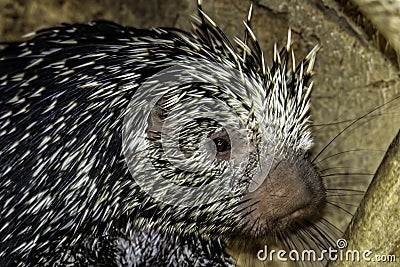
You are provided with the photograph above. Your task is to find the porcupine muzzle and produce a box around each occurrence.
[239,150,326,236]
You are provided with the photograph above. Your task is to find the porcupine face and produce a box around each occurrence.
[140,89,326,237]
[122,4,325,239]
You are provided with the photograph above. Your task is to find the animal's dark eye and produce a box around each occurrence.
[213,137,231,153]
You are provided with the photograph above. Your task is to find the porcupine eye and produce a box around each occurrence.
[147,93,234,162]
[177,120,232,161]
[211,132,231,160]
[214,138,230,153]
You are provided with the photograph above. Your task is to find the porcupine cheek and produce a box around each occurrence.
[239,154,326,236]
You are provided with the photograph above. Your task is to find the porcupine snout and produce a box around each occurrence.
[239,151,326,236]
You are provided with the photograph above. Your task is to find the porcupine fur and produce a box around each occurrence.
[0,1,326,266]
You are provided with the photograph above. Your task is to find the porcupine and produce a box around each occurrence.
[0,1,328,266]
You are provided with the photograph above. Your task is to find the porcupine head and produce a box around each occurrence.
[122,1,325,256]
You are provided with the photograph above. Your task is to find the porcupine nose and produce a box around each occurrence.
[240,153,326,234]
[263,160,313,219]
